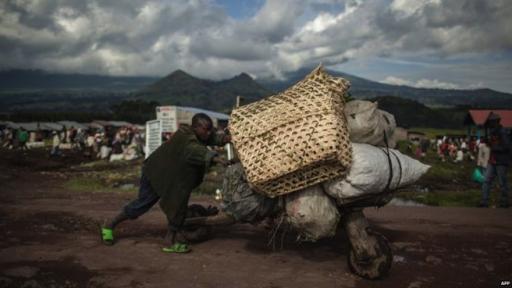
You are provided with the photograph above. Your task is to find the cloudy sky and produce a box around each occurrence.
[1,0,511,92]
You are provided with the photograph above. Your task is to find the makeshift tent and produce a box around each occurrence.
[57,121,88,130]
[0,121,20,129]
[17,122,40,131]
[39,122,64,131]
[108,121,133,127]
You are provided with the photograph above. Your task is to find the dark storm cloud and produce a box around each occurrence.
[0,0,510,87]
[375,0,512,55]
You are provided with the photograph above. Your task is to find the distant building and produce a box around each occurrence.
[464,110,512,138]
[156,106,229,133]
[407,131,427,145]
[145,106,230,158]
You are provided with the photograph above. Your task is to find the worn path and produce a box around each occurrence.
[0,153,511,288]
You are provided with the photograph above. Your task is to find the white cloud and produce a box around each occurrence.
[381,76,460,89]
[381,76,411,86]
[0,0,510,93]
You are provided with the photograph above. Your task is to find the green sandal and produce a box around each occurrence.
[162,243,191,253]
[101,227,114,246]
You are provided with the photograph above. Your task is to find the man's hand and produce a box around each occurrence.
[222,134,232,144]
[222,128,231,144]
[212,155,229,166]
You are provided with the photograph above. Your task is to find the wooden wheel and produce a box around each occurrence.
[347,230,392,280]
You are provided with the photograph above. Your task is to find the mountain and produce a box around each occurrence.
[258,67,512,108]
[0,69,159,113]
[135,70,272,112]
[371,96,466,129]
[0,69,157,91]
[2,67,511,122]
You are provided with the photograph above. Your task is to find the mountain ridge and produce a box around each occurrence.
[134,70,272,111]
[1,68,511,113]
[258,66,512,108]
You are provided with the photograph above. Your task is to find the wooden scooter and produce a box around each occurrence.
[183,144,392,280]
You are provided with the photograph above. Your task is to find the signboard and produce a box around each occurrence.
[156,106,178,133]
[145,119,162,159]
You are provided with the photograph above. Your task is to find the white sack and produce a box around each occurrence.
[344,100,397,147]
[285,185,340,241]
[323,143,430,204]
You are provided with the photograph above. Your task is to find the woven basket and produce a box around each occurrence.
[229,65,352,197]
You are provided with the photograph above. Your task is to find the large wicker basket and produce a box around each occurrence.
[229,65,352,197]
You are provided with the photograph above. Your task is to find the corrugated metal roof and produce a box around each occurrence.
[468,110,512,128]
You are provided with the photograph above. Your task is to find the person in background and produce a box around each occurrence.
[98,136,112,160]
[454,148,464,163]
[2,128,13,148]
[476,138,490,172]
[448,140,457,159]
[479,113,510,208]
[420,138,430,158]
[101,113,231,253]
[440,140,449,162]
[50,131,61,157]
[85,130,95,158]
[17,128,29,151]
[68,126,77,145]
[468,137,477,161]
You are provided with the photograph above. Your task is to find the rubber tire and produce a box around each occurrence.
[347,230,392,280]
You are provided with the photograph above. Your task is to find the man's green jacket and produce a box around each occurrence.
[143,125,220,226]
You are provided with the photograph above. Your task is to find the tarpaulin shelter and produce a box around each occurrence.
[90,120,133,130]
[57,121,88,130]
[39,122,64,131]
[0,121,20,129]
[107,121,133,128]
[17,122,40,131]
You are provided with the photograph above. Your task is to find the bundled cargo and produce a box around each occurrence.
[221,163,279,223]
[323,143,430,205]
[229,65,353,197]
[285,185,340,241]
[344,100,397,148]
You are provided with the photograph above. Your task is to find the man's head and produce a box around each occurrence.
[487,112,501,128]
[192,113,214,142]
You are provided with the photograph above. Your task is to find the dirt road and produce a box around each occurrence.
[0,152,511,288]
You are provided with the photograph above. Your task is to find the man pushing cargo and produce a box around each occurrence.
[101,113,230,253]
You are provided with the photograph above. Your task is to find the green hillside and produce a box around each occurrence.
[373,96,467,129]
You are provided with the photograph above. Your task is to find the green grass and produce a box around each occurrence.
[64,159,224,196]
[63,161,141,193]
[63,176,137,193]
[394,140,512,207]
[408,127,466,139]
[396,189,482,207]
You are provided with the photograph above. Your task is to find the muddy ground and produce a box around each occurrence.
[0,149,511,288]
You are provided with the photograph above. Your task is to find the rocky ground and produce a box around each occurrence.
[0,149,511,288]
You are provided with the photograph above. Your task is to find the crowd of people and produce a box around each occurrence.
[1,124,145,162]
[50,125,145,161]
[1,127,31,151]
[435,136,479,163]
[411,114,510,208]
